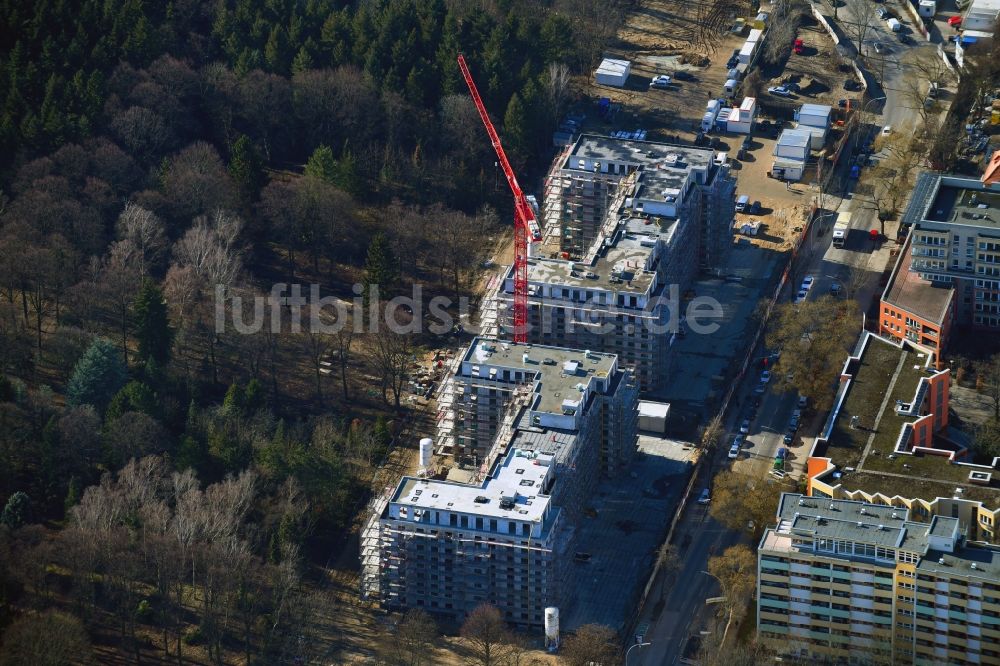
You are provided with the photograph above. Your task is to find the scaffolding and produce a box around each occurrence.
[473,384,533,483]
[360,485,396,601]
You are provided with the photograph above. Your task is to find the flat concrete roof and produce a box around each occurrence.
[392,446,554,523]
[918,176,1000,231]
[771,494,963,558]
[461,338,618,417]
[917,545,1000,582]
[883,253,954,325]
[564,135,714,174]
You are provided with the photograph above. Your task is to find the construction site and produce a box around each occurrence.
[359,50,743,639]
[491,134,737,392]
[360,340,639,627]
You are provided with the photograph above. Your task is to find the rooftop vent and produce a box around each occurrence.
[829,503,836,510]
[938,556,947,566]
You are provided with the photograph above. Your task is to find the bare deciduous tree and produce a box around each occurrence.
[99,239,140,359]
[368,326,413,408]
[116,201,166,276]
[460,603,514,666]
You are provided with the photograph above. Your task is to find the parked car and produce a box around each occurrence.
[948,16,962,27]
[881,125,892,136]
[697,488,712,505]
[785,82,800,93]
[776,447,788,460]
[650,75,671,88]
[760,370,772,384]
[798,395,808,408]
[802,275,815,289]
[793,289,808,304]
[749,200,762,214]
[768,86,792,98]
[830,282,842,296]
[728,442,741,459]
[736,194,750,212]
[783,432,794,444]
[740,419,751,434]
[674,70,696,81]
[877,7,889,19]
[844,79,861,91]
[838,98,848,108]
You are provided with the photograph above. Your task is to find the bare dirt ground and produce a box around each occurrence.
[759,14,855,111]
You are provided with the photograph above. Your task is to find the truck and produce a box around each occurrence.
[832,211,851,248]
[701,99,721,132]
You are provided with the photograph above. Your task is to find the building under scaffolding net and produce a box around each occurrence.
[361,338,638,627]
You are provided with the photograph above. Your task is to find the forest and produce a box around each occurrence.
[0,0,634,662]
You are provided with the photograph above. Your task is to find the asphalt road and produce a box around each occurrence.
[628,4,937,662]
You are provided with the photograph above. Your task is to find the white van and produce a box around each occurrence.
[724,78,738,95]
[887,17,901,32]
[736,194,750,212]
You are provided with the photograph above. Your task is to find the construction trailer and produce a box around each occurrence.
[727,97,756,134]
[594,58,631,87]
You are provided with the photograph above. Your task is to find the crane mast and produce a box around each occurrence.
[456,54,537,344]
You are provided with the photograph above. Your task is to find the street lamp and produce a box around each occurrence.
[859,95,887,144]
[625,641,651,665]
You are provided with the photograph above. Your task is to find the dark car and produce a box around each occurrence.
[749,200,762,214]
[674,70,696,81]
[844,79,862,91]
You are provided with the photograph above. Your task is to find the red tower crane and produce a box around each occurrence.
[457,54,539,344]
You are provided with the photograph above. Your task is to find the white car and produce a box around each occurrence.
[740,419,751,434]
[650,75,672,88]
[881,125,892,136]
[768,86,792,98]
[728,443,741,459]
[760,370,772,384]
[801,275,815,289]
[697,488,712,504]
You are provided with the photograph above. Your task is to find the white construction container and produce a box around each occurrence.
[419,437,433,470]
[595,58,630,87]
[544,607,559,648]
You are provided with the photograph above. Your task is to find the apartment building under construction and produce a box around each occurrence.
[494,135,736,393]
[360,339,638,627]
[542,134,737,271]
[758,493,1000,665]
